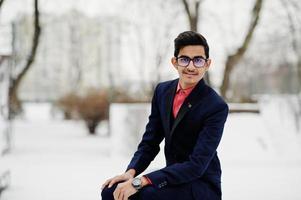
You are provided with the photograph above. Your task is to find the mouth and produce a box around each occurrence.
[183,72,198,76]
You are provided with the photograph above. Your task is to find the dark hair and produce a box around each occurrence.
[174,31,209,58]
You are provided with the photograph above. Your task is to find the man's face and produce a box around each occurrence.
[171,45,211,89]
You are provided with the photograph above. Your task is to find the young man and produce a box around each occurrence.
[101,31,229,200]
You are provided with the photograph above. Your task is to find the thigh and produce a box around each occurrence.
[191,179,221,200]
[138,182,194,200]
[101,182,139,200]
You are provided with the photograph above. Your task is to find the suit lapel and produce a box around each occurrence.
[165,80,178,134]
[169,79,207,138]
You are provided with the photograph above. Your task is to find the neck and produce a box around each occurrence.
[179,80,198,90]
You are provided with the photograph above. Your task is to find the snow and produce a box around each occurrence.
[0,102,301,200]
[109,103,151,157]
[220,113,301,200]
[229,103,259,111]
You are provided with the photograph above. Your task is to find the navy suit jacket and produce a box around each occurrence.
[126,78,229,198]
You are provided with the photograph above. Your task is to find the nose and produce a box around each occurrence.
[186,60,196,70]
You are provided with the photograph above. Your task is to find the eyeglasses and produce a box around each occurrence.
[176,56,208,68]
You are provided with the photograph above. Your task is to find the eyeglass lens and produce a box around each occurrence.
[177,56,206,68]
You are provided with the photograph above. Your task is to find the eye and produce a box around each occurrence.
[194,57,203,62]
[179,57,190,63]
[194,57,205,66]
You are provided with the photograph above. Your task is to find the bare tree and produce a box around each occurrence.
[121,0,172,97]
[69,11,83,91]
[280,0,301,91]
[182,0,201,32]
[9,0,41,117]
[0,0,5,10]
[220,0,264,100]
[150,0,178,92]
[280,0,301,133]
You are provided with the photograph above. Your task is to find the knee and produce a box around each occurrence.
[101,186,115,200]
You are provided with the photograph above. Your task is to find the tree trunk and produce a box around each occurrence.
[0,0,5,10]
[87,120,98,135]
[182,0,200,32]
[220,0,263,100]
[9,0,41,117]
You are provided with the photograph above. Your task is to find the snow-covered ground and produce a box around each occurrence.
[0,103,301,200]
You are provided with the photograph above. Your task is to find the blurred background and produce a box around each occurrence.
[0,0,300,199]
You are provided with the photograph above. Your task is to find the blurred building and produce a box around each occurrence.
[11,10,132,102]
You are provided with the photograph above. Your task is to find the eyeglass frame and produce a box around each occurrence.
[175,55,208,68]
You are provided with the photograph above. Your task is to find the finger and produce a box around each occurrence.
[109,180,117,188]
[109,177,123,188]
[123,192,129,200]
[126,188,136,200]
[113,187,119,200]
[103,177,115,189]
[118,191,124,200]
[101,180,109,189]
[101,179,112,189]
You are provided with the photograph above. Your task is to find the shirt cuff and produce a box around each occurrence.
[143,175,153,185]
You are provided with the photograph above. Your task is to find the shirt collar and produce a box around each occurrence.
[176,82,196,94]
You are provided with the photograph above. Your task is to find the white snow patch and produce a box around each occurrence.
[0,102,300,200]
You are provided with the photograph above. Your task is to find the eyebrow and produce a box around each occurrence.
[178,55,206,59]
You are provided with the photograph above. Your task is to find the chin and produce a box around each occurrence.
[183,79,197,85]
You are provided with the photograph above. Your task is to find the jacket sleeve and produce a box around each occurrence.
[145,103,229,188]
[126,84,165,176]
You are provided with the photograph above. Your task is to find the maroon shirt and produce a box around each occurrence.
[173,82,196,118]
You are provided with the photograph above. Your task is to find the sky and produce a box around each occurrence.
[0,0,124,22]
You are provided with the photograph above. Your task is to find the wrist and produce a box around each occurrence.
[126,169,136,178]
[141,176,150,187]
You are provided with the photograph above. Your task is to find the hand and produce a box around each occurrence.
[101,169,136,189]
[113,179,137,200]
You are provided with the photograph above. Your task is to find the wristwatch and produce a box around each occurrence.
[131,177,142,191]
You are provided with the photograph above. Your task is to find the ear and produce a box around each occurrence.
[205,59,212,71]
[171,57,178,69]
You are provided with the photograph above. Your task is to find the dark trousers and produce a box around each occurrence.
[101,181,196,200]
[101,182,139,200]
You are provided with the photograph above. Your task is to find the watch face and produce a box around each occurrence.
[132,178,141,187]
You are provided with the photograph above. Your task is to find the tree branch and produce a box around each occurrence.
[195,0,200,21]
[220,0,264,99]
[9,0,41,115]
[182,0,191,20]
[236,0,263,58]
